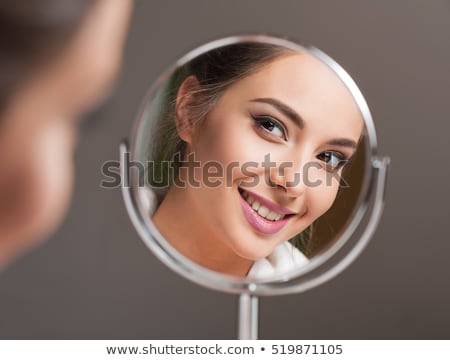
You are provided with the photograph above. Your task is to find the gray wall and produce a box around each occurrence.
[1,0,449,339]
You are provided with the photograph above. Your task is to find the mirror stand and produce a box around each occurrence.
[238,293,259,340]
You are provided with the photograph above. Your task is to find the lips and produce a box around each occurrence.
[238,188,296,235]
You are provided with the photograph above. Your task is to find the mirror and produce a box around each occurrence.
[122,35,388,294]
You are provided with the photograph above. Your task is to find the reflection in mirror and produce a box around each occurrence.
[135,41,365,280]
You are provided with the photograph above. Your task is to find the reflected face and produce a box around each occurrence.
[181,53,363,261]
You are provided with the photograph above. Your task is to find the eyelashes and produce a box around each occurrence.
[252,115,287,140]
[316,151,348,172]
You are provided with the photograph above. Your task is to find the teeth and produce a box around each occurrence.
[251,200,260,211]
[266,211,277,221]
[257,206,269,217]
[242,190,285,222]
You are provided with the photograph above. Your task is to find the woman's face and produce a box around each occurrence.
[180,52,363,261]
[0,0,133,266]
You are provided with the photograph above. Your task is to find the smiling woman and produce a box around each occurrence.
[147,42,364,278]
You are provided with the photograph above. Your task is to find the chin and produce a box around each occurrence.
[229,233,279,261]
[0,169,73,268]
[19,135,76,260]
[38,165,74,238]
[36,121,76,235]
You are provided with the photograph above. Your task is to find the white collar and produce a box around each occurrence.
[247,241,309,279]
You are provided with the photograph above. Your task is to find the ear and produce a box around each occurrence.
[175,75,201,144]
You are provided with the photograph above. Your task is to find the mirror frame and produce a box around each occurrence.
[120,34,390,296]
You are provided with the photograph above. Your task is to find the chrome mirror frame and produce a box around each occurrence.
[120,34,390,297]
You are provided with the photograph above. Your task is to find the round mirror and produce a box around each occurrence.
[121,35,389,296]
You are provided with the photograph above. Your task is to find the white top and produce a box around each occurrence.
[247,241,309,279]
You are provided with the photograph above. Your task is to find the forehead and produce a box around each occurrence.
[222,51,364,138]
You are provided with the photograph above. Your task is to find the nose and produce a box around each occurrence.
[267,161,306,198]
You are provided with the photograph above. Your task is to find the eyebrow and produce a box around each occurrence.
[327,138,358,149]
[250,97,305,129]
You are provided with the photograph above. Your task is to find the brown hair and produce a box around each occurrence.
[0,0,97,114]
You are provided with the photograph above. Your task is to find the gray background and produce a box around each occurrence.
[1,0,449,339]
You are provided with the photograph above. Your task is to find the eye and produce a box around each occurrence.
[253,116,287,140]
[317,151,348,172]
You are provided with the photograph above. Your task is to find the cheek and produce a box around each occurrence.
[196,117,268,178]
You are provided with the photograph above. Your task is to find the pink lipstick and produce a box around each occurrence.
[238,188,295,235]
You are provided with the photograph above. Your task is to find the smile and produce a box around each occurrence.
[238,188,295,235]
[242,191,286,221]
